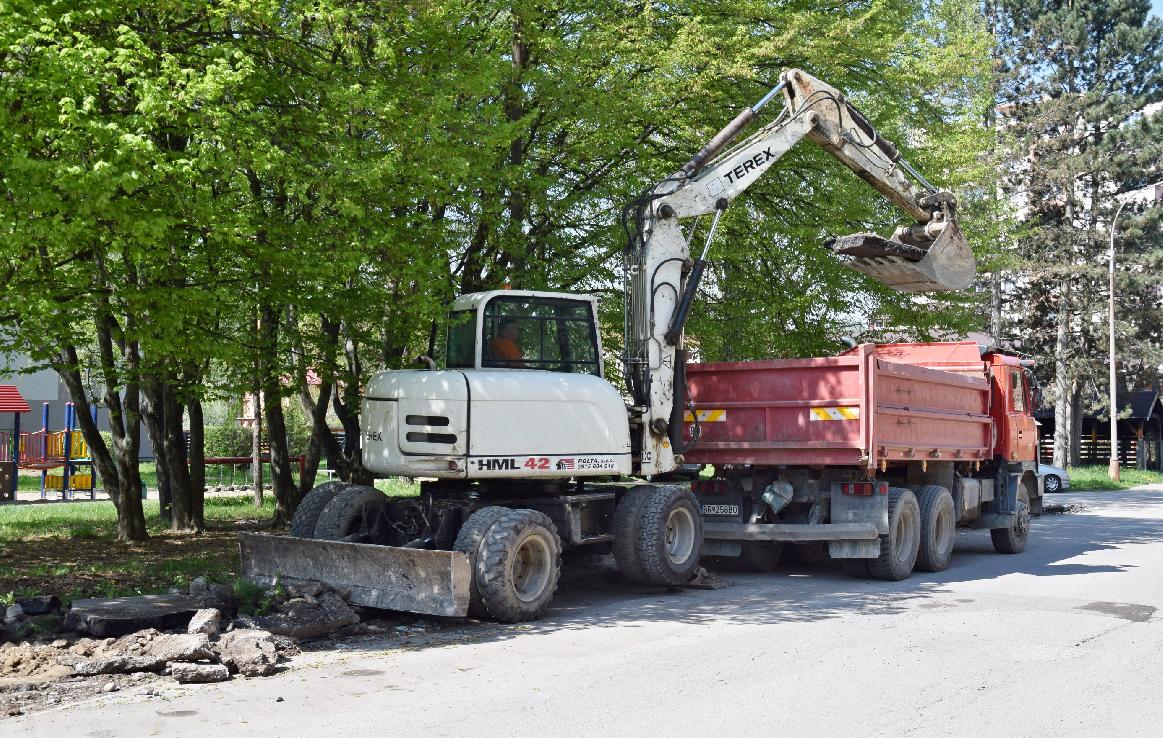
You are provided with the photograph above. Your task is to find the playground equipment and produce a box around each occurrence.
[0,393,96,501]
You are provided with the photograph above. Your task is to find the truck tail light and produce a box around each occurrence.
[692,480,728,495]
[841,482,889,496]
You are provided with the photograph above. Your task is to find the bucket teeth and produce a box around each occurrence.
[828,220,975,293]
[829,233,927,262]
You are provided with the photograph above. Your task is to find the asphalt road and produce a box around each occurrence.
[8,487,1163,738]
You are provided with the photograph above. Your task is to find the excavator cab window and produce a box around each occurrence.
[480,296,600,376]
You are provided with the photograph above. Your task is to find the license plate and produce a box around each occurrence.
[701,504,739,517]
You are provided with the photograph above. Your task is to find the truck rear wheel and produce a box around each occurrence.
[734,541,783,572]
[991,486,1030,554]
[915,485,956,572]
[312,485,394,542]
[869,487,920,581]
[454,506,510,619]
[475,509,561,623]
[290,481,349,538]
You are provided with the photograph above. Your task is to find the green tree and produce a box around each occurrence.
[992,0,1163,466]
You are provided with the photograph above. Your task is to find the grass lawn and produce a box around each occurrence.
[1064,465,1163,491]
[0,476,420,604]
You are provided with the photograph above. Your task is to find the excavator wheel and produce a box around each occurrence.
[290,481,350,538]
[312,485,398,544]
[475,509,561,623]
[634,486,703,586]
[453,506,511,619]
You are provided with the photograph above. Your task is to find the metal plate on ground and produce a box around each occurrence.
[239,533,471,618]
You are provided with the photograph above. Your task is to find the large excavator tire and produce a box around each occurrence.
[612,486,654,583]
[868,487,920,581]
[634,486,703,586]
[453,506,511,619]
[312,485,392,541]
[290,481,349,538]
[476,509,561,623]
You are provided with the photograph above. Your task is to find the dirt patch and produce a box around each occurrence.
[0,643,72,684]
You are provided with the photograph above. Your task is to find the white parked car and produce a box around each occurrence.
[1038,463,1070,494]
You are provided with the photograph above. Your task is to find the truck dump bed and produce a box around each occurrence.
[683,343,992,469]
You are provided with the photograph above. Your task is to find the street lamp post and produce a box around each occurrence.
[1109,181,1163,482]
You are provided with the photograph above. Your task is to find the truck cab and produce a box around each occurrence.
[987,354,1038,463]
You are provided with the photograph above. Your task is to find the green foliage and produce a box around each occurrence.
[1066,466,1163,492]
[234,576,283,616]
[204,425,252,458]
[0,0,1000,539]
[0,496,275,543]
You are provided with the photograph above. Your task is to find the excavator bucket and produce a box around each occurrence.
[830,219,975,293]
[238,533,472,618]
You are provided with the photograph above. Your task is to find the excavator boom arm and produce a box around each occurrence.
[625,68,976,476]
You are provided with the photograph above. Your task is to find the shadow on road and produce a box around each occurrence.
[333,489,1163,653]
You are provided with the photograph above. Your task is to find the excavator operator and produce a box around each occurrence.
[488,319,525,366]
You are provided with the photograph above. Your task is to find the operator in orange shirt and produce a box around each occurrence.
[487,319,525,366]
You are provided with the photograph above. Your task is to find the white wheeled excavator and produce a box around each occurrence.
[240,69,977,622]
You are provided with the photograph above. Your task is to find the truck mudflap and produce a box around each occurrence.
[239,533,471,618]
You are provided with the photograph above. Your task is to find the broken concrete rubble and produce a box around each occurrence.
[16,596,61,617]
[170,662,230,684]
[69,631,214,676]
[65,594,223,637]
[252,590,359,640]
[213,629,279,677]
[187,609,221,636]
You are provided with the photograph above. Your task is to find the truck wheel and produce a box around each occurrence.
[869,487,920,581]
[915,485,956,572]
[475,509,561,623]
[734,541,783,572]
[991,486,1030,554]
[290,481,349,538]
[635,486,703,586]
[312,485,393,542]
[453,506,510,619]
[612,486,653,583]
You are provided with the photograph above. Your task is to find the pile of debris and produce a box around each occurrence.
[0,577,367,715]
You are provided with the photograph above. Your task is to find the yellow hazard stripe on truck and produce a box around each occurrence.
[809,406,860,421]
[684,409,726,422]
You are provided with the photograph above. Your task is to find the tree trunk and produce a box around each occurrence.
[187,395,206,530]
[990,272,1003,344]
[260,304,298,526]
[1068,383,1083,467]
[140,383,173,525]
[1052,286,1070,468]
[251,392,263,508]
[163,384,195,531]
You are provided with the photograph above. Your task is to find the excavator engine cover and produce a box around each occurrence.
[830,219,974,292]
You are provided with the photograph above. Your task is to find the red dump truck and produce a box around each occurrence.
[685,341,1040,580]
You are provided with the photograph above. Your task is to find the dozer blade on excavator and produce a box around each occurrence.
[830,219,975,293]
[239,533,472,618]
